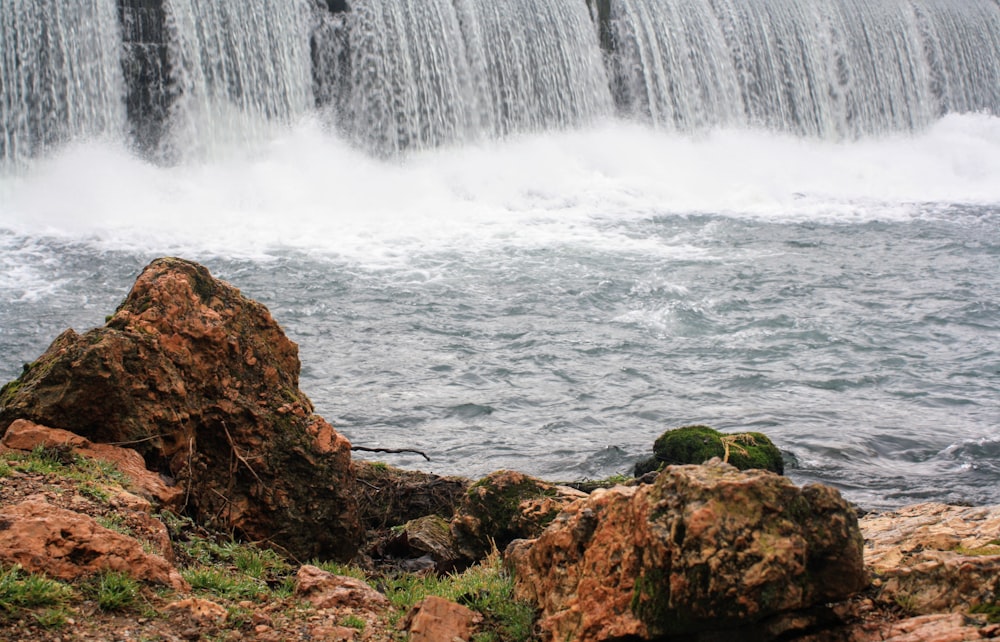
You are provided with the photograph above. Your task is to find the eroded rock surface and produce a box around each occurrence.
[509,460,866,642]
[0,257,361,561]
[861,502,1000,615]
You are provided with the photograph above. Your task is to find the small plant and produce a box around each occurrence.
[11,445,70,475]
[32,606,70,629]
[340,614,366,630]
[183,567,265,601]
[96,513,133,536]
[91,570,140,612]
[379,550,535,641]
[307,560,368,581]
[80,482,111,503]
[0,564,74,618]
[971,601,1000,624]
[0,458,12,478]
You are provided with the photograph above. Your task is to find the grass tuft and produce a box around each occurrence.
[88,570,140,612]
[0,564,74,619]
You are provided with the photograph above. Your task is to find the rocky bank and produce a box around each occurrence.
[1,258,998,642]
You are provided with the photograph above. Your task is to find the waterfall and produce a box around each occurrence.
[314,0,614,154]
[0,0,125,168]
[607,0,1000,137]
[2,0,999,165]
[159,0,314,160]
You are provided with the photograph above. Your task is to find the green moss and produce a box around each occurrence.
[650,425,784,474]
[630,567,685,633]
[971,602,1000,624]
[465,473,559,540]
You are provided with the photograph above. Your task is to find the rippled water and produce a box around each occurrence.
[1,119,999,509]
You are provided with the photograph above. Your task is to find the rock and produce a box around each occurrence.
[450,469,587,563]
[800,613,1000,642]
[0,419,182,509]
[382,515,462,573]
[163,598,228,625]
[294,565,390,610]
[634,424,784,476]
[509,460,865,642]
[0,498,188,590]
[0,257,361,561]
[401,596,482,642]
[860,502,1000,614]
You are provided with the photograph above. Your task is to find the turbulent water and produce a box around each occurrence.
[2,118,999,509]
[1,0,1000,509]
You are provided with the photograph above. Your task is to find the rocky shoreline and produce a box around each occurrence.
[1,258,997,641]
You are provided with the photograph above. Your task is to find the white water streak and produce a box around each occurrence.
[0,0,125,167]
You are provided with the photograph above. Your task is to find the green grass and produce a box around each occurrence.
[380,552,535,642]
[340,614,366,630]
[88,571,140,612]
[307,559,369,581]
[182,567,267,601]
[0,564,74,619]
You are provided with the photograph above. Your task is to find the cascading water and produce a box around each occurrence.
[159,0,314,160]
[608,0,1000,137]
[0,0,125,168]
[314,0,614,154]
[455,0,614,138]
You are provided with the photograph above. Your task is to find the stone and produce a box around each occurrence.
[0,498,188,590]
[801,613,1000,642]
[163,598,228,625]
[451,469,587,563]
[401,596,482,642]
[635,424,784,475]
[0,419,183,509]
[509,460,865,642]
[0,257,361,561]
[860,502,1000,615]
[383,515,462,572]
[294,565,390,610]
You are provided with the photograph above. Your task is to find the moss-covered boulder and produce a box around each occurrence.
[634,425,783,476]
[450,470,587,563]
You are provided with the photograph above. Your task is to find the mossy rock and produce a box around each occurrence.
[636,425,783,475]
[450,470,581,563]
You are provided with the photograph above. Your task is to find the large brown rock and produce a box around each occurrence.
[509,460,866,642]
[0,498,188,590]
[0,257,361,561]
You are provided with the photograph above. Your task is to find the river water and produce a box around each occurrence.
[2,116,999,509]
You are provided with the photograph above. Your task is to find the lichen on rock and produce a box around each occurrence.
[509,460,865,642]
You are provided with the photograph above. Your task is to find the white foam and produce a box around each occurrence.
[1,114,999,265]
